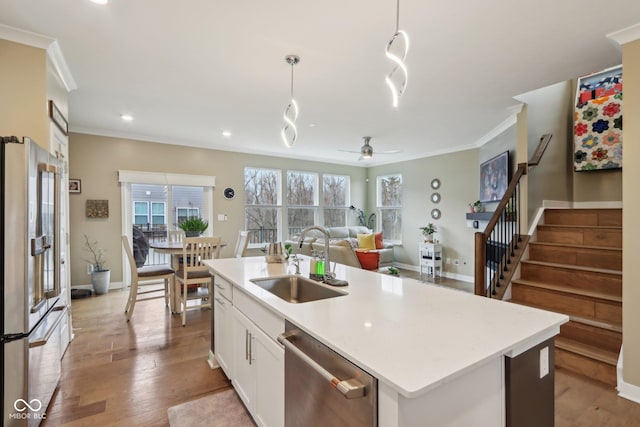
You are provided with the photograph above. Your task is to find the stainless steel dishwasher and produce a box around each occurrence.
[278,321,377,427]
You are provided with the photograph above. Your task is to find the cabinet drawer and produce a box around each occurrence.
[234,289,284,343]
[213,275,233,302]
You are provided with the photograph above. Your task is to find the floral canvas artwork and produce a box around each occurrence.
[574,66,623,171]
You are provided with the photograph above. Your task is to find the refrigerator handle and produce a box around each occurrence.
[29,306,66,348]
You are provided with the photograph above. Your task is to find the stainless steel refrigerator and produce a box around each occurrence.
[2,136,68,426]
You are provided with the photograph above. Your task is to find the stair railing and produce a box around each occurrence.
[474,134,552,298]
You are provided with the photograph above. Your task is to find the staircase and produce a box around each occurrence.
[510,208,622,386]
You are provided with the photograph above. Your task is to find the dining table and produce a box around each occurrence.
[149,240,227,313]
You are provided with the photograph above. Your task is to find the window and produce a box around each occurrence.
[134,201,149,225]
[377,174,402,243]
[287,171,318,238]
[245,167,282,245]
[172,186,205,226]
[323,174,350,227]
[175,207,199,224]
[151,202,165,225]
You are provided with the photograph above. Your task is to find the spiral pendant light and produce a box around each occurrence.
[281,55,300,147]
[385,0,409,108]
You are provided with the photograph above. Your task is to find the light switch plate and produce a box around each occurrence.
[539,346,549,378]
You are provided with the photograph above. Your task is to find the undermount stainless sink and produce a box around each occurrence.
[250,275,346,303]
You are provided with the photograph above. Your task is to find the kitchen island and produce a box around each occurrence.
[204,256,568,427]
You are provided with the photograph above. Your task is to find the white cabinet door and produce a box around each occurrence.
[214,290,233,379]
[232,307,256,412]
[253,325,284,427]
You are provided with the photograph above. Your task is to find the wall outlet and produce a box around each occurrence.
[539,346,549,378]
[86,263,94,275]
[446,258,451,265]
[454,259,460,266]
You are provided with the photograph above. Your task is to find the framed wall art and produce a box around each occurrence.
[69,179,81,194]
[48,100,68,136]
[573,65,622,171]
[86,200,109,218]
[479,151,509,203]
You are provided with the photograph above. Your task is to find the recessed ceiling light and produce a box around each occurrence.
[309,123,317,128]
[222,131,232,137]
[120,114,134,121]
[90,0,109,4]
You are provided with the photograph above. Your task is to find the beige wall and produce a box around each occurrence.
[68,133,367,286]
[367,149,479,278]
[622,39,640,389]
[517,81,574,219]
[0,39,48,149]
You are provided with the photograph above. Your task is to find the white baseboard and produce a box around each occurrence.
[208,350,220,369]
[394,262,473,283]
[617,346,640,403]
[71,281,124,291]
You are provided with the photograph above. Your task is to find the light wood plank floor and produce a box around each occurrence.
[43,288,231,426]
[45,285,640,426]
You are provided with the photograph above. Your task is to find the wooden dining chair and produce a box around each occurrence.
[233,230,250,258]
[122,236,175,321]
[174,236,221,326]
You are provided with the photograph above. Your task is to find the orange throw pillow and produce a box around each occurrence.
[374,232,384,249]
[355,250,379,271]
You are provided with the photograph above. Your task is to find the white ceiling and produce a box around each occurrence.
[1,0,639,166]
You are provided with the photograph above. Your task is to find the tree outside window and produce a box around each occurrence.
[287,171,318,238]
[245,168,281,245]
[377,174,402,243]
[323,174,350,227]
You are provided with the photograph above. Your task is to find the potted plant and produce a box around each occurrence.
[469,200,483,213]
[419,223,437,243]
[178,217,209,237]
[349,205,376,230]
[83,234,110,295]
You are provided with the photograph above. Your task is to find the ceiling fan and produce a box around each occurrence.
[339,136,401,160]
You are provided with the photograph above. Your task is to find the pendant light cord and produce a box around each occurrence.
[395,0,400,33]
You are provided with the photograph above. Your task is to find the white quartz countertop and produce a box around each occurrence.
[204,256,568,398]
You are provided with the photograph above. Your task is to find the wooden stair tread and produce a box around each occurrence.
[538,224,622,230]
[568,315,622,333]
[512,279,622,303]
[528,241,622,252]
[520,259,622,276]
[555,337,619,366]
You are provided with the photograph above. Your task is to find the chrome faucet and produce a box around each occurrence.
[298,226,335,280]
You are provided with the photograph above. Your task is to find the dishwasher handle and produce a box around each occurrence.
[278,331,366,399]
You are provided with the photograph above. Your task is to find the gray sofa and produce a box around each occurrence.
[287,226,394,269]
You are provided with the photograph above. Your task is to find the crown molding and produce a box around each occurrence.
[0,24,53,49]
[607,22,640,45]
[473,110,519,148]
[47,41,77,92]
[0,24,77,92]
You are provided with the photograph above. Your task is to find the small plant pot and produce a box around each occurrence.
[184,231,201,237]
[423,234,434,243]
[91,270,111,295]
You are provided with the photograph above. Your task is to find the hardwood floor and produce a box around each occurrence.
[43,288,231,427]
[397,267,475,293]
[45,283,640,426]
